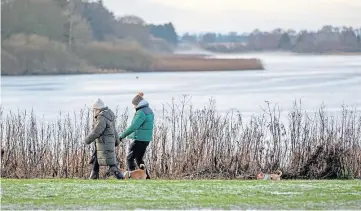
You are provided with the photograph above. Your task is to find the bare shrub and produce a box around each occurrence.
[1,99,360,179]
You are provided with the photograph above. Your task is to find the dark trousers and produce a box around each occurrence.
[92,156,100,172]
[127,140,150,178]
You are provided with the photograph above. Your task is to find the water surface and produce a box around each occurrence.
[1,52,361,119]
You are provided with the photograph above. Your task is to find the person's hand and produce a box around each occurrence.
[115,137,123,147]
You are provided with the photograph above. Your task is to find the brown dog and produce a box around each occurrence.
[257,170,282,181]
[123,164,147,180]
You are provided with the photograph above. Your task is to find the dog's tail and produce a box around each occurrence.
[139,164,146,170]
[277,170,282,176]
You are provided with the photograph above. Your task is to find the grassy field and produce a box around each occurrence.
[1,179,360,210]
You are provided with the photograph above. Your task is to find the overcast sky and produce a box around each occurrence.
[103,0,361,34]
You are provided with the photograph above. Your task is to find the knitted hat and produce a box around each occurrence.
[92,98,106,109]
[132,92,144,106]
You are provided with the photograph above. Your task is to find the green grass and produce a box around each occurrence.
[1,179,360,210]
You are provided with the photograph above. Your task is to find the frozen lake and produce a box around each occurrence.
[1,52,361,119]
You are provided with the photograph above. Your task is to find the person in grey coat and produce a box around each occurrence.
[84,98,124,179]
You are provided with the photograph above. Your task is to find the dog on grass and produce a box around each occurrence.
[257,170,282,181]
[123,164,147,180]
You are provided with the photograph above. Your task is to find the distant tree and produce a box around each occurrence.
[228,31,238,42]
[252,29,261,35]
[339,27,358,52]
[0,0,167,74]
[1,0,67,41]
[63,15,93,48]
[164,23,178,45]
[321,25,333,33]
[357,35,361,50]
[63,0,93,48]
[215,33,223,42]
[238,34,249,43]
[181,33,197,43]
[119,15,146,25]
[2,34,89,75]
[293,31,318,53]
[272,28,283,35]
[81,1,117,40]
[186,25,360,53]
[247,29,281,50]
[116,15,150,46]
[278,33,291,50]
[314,25,341,52]
[201,33,217,43]
[287,29,297,36]
[148,22,178,45]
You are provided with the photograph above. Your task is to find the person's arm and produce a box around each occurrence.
[84,116,106,145]
[120,111,146,139]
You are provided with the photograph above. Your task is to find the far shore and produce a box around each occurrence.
[1,54,265,76]
[4,51,360,76]
[195,48,361,56]
[311,51,361,56]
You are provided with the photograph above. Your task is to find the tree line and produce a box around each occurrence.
[1,0,178,75]
[181,26,361,53]
[2,0,359,75]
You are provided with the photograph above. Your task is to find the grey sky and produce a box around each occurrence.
[103,0,361,34]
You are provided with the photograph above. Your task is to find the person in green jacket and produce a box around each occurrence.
[84,98,124,180]
[119,92,154,179]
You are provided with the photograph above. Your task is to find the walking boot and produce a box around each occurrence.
[109,166,124,179]
[89,170,99,179]
[146,168,151,180]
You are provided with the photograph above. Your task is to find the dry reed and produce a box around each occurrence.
[152,56,264,72]
[1,98,360,179]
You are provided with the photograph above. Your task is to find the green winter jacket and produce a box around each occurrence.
[84,107,120,166]
[120,100,154,142]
